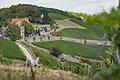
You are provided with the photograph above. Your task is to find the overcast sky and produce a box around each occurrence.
[0,0,119,14]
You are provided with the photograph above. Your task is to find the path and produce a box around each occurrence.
[55,19,86,29]
[31,36,111,46]
[16,42,34,64]
[24,42,50,53]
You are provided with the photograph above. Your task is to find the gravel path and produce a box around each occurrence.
[31,36,111,46]
[16,42,34,64]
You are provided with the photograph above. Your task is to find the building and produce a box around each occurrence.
[11,17,30,39]
[11,17,29,25]
[33,13,51,35]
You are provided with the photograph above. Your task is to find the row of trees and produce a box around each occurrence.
[69,2,120,79]
[83,8,120,80]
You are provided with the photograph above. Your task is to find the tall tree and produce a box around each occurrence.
[118,0,120,8]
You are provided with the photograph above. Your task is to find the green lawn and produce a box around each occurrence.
[55,28,101,40]
[48,13,69,20]
[33,40,106,59]
[0,39,25,60]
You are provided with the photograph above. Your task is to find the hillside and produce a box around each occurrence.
[0,4,84,25]
[0,39,25,60]
[0,4,111,80]
[33,40,106,59]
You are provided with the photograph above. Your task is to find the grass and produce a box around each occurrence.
[0,67,81,80]
[62,61,86,76]
[0,39,25,60]
[33,40,106,59]
[24,43,86,76]
[23,43,61,69]
[55,28,101,40]
[70,18,105,38]
[70,18,85,27]
[88,25,105,38]
[48,13,69,20]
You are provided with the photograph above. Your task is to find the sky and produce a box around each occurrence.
[0,0,119,14]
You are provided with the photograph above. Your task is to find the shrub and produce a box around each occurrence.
[50,46,62,57]
[6,24,21,41]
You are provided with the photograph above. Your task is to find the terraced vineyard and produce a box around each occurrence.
[0,39,25,60]
[55,28,101,40]
[33,40,107,59]
[48,13,69,20]
[24,43,87,76]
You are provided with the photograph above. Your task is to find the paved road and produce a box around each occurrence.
[16,42,34,64]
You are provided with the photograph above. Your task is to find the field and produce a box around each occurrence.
[70,18,85,27]
[48,13,69,20]
[33,40,106,59]
[0,39,25,60]
[55,28,102,40]
[24,43,86,76]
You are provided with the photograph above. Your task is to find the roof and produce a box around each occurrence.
[11,17,30,24]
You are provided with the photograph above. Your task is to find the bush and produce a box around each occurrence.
[50,46,62,57]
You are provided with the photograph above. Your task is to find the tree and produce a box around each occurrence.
[85,8,120,65]
[50,46,62,57]
[21,21,34,37]
[6,24,20,41]
[118,0,120,9]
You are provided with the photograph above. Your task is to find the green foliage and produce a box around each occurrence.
[0,39,25,60]
[48,13,69,20]
[70,18,86,27]
[24,43,87,75]
[50,46,62,57]
[62,62,85,76]
[21,21,34,37]
[24,44,61,69]
[93,65,120,80]
[85,8,120,64]
[0,4,50,24]
[0,55,12,65]
[33,40,106,59]
[0,4,72,24]
[6,24,21,41]
[82,7,120,79]
[55,28,101,40]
